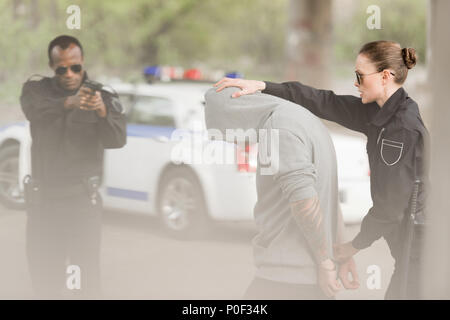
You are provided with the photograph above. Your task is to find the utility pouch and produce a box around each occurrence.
[83,176,101,205]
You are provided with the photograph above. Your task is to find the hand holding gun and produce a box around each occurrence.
[63,80,107,117]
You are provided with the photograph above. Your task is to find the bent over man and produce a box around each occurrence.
[204,87,358,299]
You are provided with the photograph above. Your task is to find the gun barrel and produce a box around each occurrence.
[83,80,103,94]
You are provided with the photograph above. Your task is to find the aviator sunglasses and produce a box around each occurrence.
[55,64,83,75]
[355,70,395,85]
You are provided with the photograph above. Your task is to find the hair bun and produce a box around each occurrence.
[402,47,417,69]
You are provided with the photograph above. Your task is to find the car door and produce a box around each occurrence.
[102,94,178,214]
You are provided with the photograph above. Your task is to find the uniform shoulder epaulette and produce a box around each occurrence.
[94,83,123,113]
[100,84,119,97]
[25,74,49,83]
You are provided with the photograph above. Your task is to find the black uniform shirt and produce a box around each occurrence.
[20,73,127,188]
[263,81,429,250]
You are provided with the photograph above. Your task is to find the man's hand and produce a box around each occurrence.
[79,87,107,118]
[64,91,82,110]
[333,241,360,263]
[289,197,340,297]
[214,77,266,98]
[318,259,342,298]
[338,257,360,289]
[63,86,107,117]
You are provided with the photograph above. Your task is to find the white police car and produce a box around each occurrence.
[0,80,371,238]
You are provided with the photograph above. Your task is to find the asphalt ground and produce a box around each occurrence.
[0,206,395,300]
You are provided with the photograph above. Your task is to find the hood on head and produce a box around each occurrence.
[204,87,279,142]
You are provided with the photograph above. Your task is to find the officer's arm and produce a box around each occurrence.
[263,81,374,135]
[97,92,127,149]
[20,80,66,123]
[352,128,419,249]
[274,128,332,264]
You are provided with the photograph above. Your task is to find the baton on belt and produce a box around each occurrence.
[398,179,421,299]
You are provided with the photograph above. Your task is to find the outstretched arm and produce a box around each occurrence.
[214,77,374,135]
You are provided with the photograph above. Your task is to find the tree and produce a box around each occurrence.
[286,0,332,87]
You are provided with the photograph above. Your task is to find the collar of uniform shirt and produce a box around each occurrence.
[370,87,409,127]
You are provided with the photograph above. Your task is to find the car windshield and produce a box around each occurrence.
[128,96,176,127]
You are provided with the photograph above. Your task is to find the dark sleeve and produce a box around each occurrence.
[263,81,374,135]
[97,92,127,149]
[352,128,419,249]
[20,80,66,123]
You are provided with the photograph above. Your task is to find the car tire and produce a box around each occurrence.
[157,166,209,239]
[0,144,25,210]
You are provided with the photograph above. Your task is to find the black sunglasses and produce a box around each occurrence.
[355,70,395,85]
[55,64,83,75]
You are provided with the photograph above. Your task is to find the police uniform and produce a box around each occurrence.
[262,81,430,299]
[20,73,127,298]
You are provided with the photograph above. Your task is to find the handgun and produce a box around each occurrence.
[83,79,104,95]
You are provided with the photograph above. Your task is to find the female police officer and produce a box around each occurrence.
[214,40,429,299]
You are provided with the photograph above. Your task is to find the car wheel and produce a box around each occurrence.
[158,167,209,239]
[0,144,25,210]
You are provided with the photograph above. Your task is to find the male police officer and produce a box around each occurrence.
[20,35,126,298]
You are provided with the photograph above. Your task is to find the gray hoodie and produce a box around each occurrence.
[204,87,338,284]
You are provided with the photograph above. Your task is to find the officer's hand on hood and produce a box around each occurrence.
[214,77,266,98]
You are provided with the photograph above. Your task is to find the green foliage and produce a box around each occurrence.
[0,0,288,77]
[0,0,427,106]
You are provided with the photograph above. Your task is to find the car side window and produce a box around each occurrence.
[127,95,176,127]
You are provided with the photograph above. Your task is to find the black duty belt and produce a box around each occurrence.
[23,175,101,205]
